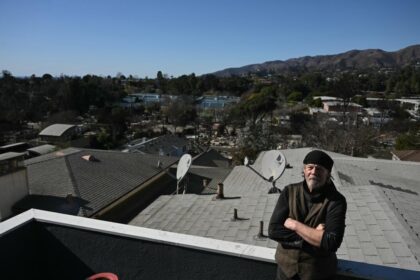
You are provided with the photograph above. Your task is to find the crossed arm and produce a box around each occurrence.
[284,218,324,247]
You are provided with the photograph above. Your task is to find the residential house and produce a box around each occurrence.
[12,148,179,222]
[323,101,363,114]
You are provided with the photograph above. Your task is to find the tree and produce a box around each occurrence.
[163,96,197,130]
[287,91,303,102]
[352,95,368,107]
[331,74,361,129]
[156,71,167,93]
[395,133,420,150]
[230,86,277,125]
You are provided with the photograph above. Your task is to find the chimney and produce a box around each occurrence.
[215,182,224,199]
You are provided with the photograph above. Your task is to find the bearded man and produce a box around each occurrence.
[269,150,347,280]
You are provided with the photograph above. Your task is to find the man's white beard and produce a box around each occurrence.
[306,178,324,191]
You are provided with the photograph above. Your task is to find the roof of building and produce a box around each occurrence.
[391,150,420,162]
[27,144,56,155]
[0,142,28,149]
[124,134,187,156]
[3,208,417,279]
[129,147,420,272]
[165,149,233,195]
[0,152,25,161]
[186,166,233,194]
[22,148,179,217]
[323,101,363,107]
[313,96,340,101]
[39,123,76,137]
[192,148,231,168]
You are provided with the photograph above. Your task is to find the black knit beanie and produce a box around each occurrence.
[303,150,334,172]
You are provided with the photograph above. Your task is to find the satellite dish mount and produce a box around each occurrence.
[244,150,287,192]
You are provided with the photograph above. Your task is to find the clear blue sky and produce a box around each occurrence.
[1,0,419,78]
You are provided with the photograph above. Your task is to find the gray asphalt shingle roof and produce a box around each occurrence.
[27,144,56,155]
[166,149,233,195]
[192,148,231,168]
[129,147,420,272]
[0,152,25,161]
[24,148,179,217]
[187,166,232,194]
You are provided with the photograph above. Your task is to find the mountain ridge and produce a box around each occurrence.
[211,44,420,77]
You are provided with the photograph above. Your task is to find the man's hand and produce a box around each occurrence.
[284,218,298,231]
[283,218,325,247]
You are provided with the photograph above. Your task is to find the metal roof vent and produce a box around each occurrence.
[82,154,99,162]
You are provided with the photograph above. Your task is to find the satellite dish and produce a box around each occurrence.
[176,154,192,180]
[261,150,286,182]
[244,156,249,166]
[176,154,192,194]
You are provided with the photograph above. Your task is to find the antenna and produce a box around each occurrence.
[261,150,286,183]
[244,150,286,192]
[176,154,192,194]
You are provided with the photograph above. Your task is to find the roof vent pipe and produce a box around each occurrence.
[230,208,239,221]
[258,220,265,238]
[215,182,224,199]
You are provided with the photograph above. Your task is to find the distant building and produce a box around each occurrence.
[26,144,56,158]
[313,96,340,102]
[39,124,77,144]
[119,93,178,108]
[196,95,240,109]
[0,142,29,154]
[323,101,362,114]
[363,108,392,127]
[366,97,420,120]
[310,97,363,116]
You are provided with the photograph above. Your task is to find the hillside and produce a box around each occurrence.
[211,44,420,77]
